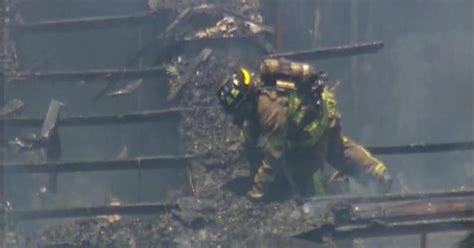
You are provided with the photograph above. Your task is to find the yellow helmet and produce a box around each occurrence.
[217,68,253,112]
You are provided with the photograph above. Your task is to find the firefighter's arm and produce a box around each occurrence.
[327,118,391,192]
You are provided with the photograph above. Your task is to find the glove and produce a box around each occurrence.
[376,174,392,194]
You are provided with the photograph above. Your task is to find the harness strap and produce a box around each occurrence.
[288,90,336,148]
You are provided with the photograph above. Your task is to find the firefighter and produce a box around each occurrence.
[217,58,391,200]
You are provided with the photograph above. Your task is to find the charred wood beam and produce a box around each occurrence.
[4,202,179,220]
[349,205,474,226]
[6,36,268,84]
[7,66,166,82]
[40,100,64,193]
[305,189,474,205]
[265,41,384,61]
[12,11,173,32]
[337,218,474,239]
[4,155,195,174]
[2,108,187,127]
[368,141,474,155]
[346,200,474,226]
[165,34,272,56]
[297,218,474,241]
[0,99,24,118]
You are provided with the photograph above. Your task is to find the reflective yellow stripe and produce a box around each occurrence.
[373,163,387,177]
[301,91,330,148]
[287,90,338,148]
[289,93,304,125]
[322,90,338,118]
[289,93,301,112]
[230,88,240,97]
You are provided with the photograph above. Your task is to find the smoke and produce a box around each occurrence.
[269,1,473,247]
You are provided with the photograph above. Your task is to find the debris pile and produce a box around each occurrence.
[189,16,268,40]
[0,99,24,118]
[39,195,315,247]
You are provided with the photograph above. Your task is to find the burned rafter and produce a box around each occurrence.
[4,155,196,174]
[163,4,273,36]
[353,204,474,226]
[334,197,474,226]
[40,100,64,193]
[368,140,474,155]
[265,41,384,61]
[296,218,474,241]
[11,10,175,32]
[2,108,191,127]
[305,189,474,205]
[177,34,271,48]
[3,202,179,220]
[7,66,166,82]
[0,99,24,118]
[149,33,272,65]
[7,34,270,83]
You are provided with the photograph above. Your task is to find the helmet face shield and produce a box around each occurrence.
[217,77,245,111]
[217,68,253,112]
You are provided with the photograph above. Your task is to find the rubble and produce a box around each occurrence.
[37,195,316,247]
[187,16,268,40]
[9,99,63,162]
[167,48,212,101]
[115,146,129,160]
[0,99,24,118]
[106,78,143,97]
